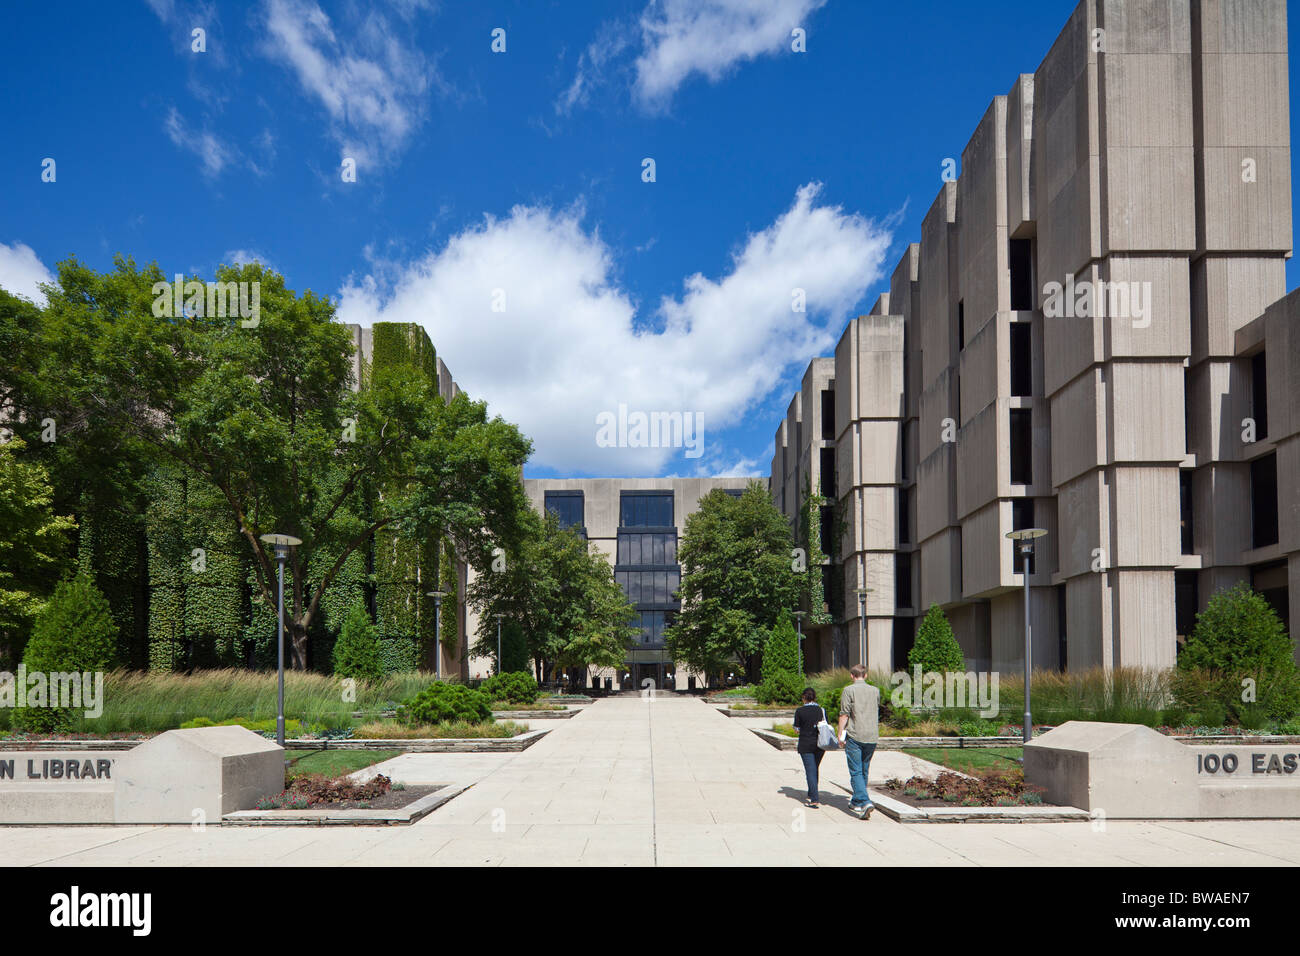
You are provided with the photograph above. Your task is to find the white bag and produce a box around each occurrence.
[816,706,838,750]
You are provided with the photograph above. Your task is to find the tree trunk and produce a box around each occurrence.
[289,621,309,670]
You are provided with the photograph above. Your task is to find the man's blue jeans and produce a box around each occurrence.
[844,737,877,808]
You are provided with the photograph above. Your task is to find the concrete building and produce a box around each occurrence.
[466,477,751,688]
[770,0,1299,674]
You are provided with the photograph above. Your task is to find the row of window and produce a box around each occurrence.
[614,569,681,607]
[617,531,677,567]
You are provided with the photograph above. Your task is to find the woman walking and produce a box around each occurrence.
[792,687,830,808]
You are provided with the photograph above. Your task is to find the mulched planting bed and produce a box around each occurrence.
[881,769,1054,809]
[257,773,439,811]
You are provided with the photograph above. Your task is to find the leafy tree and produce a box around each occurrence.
[1176,583,1300,721]
[909,603,965,673]
[761,620,801,681]
[16,575,117,731]
[39,258,533,669]
[468,510,634,678]
[0,437,76,666]
[332,600,383,682]
[666,481,800,680]
[756,621,804,705]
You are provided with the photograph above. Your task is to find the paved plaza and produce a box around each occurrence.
[4,697,1300,866]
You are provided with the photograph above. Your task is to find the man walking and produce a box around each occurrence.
[837,664,879,819]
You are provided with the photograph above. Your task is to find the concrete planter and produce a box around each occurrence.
[283,729,548,753]
[870,791,1088,824]
[223,783,468,826]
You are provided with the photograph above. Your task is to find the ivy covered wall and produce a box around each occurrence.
[75,489,148,668]
[82,321,457,675]
[145,465,249,670]
[370,322,442,673]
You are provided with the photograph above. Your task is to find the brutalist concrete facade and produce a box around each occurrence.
[770,0,1298,674]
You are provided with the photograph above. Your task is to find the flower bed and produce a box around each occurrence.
[881,768,1051,808]
[256,773,440,812]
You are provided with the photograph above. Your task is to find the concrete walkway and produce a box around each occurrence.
[4,696,1300,866]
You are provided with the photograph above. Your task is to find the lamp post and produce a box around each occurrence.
[793,610,807,673]
[854,587,873,669]
[427,590,449,680]
[259,533,302,748]
[1006,527,1047,744]
[494,612,504,675]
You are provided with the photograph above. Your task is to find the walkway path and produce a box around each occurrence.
[5,696,1300,866]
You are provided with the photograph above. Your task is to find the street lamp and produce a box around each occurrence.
[427,590,449,680]
[493,612,504,676]
[259,533,302,748]
[1006,527,1048,744]
[855,587,873,669]
[793,610,807,673]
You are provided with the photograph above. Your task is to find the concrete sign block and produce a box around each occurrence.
[0,751,120,823]
[115,726,284,824]
[1025,721,1300,818]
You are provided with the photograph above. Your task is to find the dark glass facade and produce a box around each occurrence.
[616,492,678,656]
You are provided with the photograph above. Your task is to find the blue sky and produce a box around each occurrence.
[2,0,1297,479]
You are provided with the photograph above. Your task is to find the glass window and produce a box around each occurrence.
[1010,409,1033,484]
[544,492,583,530]
[621,492,673,527]
[617,532,676,566]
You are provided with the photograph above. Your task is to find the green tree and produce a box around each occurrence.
[1176,583,1300,721]
[760,620,801,681]
[757,620,804,705]
[332,600,383,682]
[16,575,117,731]
[468,511,635,678]
[0,438,76,666]
[909,603,965,673]
[666,481,800,680]
[40,258,534,669]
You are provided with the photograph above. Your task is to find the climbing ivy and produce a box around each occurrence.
[798,474,843,627]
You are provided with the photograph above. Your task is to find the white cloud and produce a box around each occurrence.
[337,183,890,476]
[259,0,439,169]
[222,249,275,271]
[0,242,55,306]
[635,0,826,108]
[560,0,826,114]
[163,107,237,178]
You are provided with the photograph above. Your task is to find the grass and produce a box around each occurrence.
[286,749,402,779]
[352,720,528,739]
[806,666,1177,729]
[0,668,443,735]
[727,701,795,711]
[902,746,1024,773]
[770,722,798,737]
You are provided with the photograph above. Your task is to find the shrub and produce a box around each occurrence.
[480,671,539,705]
[398,681,491,726]
[909,604,964,674]
[1175,584,1300,722]
[14,575,117,732]
[756,669,804,706]
[332,601,384,682]
[760,621,802,682]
